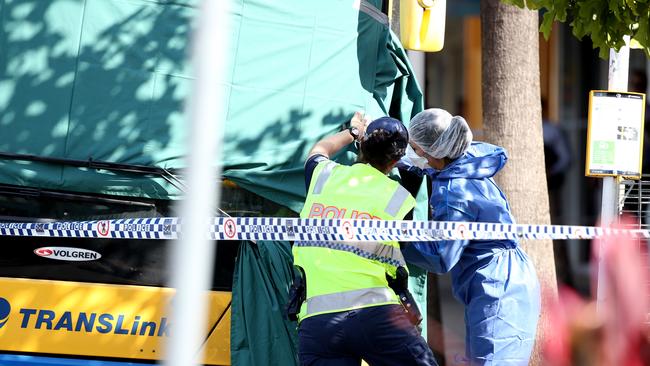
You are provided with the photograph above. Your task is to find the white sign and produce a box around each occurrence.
[586,91,646,178]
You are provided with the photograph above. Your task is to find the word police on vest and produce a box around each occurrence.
[307,203,380,220]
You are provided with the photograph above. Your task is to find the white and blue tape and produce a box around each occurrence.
[0,217,647,242]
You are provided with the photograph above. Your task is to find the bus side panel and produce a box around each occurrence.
[200,304,231,365]
[0,277,230,364]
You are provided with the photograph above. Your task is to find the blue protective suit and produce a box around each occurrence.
[400,142,541,366]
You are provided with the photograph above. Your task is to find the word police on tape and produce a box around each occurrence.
[0,217,648,242]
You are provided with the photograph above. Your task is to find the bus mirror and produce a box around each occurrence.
[399,0,446,52]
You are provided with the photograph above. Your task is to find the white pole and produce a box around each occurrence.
[163,1,230,365]
[597,35,630,310]
[407,50,426,98]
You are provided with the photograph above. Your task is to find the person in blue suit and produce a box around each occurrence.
[398,108,541,366]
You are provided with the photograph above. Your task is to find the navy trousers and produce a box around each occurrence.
[298,304,438,366]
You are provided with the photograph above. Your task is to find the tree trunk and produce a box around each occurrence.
[480,1,558,365]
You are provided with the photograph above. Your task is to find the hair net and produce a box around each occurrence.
[409,108,473,159]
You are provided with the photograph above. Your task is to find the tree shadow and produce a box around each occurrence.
[0,0,194,197]
[0,0,424,205]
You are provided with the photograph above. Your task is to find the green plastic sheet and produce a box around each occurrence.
[221,0,423,212]
[0,0,422,212]
[230,241,300,366]
[0,0,197,198]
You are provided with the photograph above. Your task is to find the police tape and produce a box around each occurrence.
[0,217,647,242]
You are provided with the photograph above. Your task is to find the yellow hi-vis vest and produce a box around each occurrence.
[293,160,416,321]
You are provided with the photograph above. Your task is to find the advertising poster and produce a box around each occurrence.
[586,91,646,178]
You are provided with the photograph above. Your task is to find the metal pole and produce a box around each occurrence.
[163,1,230,365]
[408,50,426,95]
[597,35,630,310]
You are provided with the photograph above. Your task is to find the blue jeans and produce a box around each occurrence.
[298,304,438,366]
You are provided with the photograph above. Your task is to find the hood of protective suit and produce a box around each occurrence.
[434,142,507,179]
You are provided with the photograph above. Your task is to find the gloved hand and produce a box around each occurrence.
[285,268,306,322]
[350,111,370,137]
[386,267,423,327]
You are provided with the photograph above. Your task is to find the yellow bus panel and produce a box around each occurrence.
[200,305,231,365]
[0,277,231,364]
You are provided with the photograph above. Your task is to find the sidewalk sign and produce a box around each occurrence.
[586,90,646,179]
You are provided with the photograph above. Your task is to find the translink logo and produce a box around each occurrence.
[0,298,10,329]
[0,297,170,337]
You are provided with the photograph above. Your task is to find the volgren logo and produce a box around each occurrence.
[34,247,101,261]
[0,298,10,329]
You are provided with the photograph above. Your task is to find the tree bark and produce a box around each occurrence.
[480,1,558,365]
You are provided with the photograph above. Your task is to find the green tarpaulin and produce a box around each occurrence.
[0,0,194,197]
[0,0,422,212]
[231,241,300,365]
[221,0,423,212]
[0,1,426,365]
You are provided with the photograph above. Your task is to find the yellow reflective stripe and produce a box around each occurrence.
[312,162,337,195]
[306,287,395,315]
[384,186,410,216]
[294,240,406,267]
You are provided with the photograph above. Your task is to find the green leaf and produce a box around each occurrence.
[625,0,639,16]
[626,3,637,16]
[540,10,556,39]
[500,0,650,59]
[608,0,623,21]
[571,17,586,39]
[598,45,610,58]
[635,12,650,54]
[555,0,569,21]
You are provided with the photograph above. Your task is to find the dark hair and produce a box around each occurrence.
[359,129,407,171]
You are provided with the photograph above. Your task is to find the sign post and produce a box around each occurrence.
[591,36,645,311]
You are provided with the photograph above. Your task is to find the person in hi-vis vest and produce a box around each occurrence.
[288,112,438,366]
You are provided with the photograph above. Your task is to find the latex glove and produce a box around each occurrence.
[350,111,370,137]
